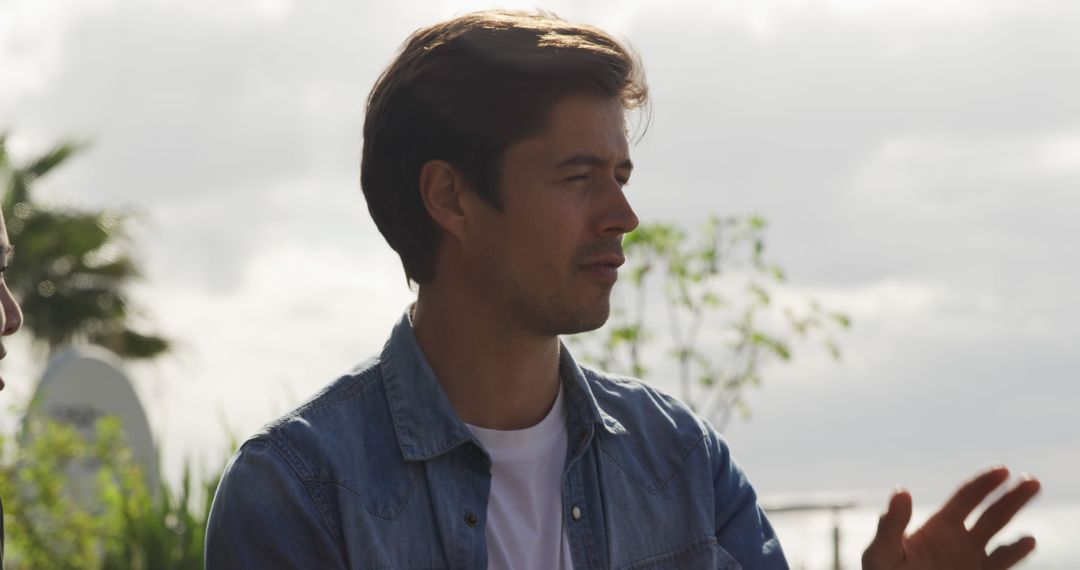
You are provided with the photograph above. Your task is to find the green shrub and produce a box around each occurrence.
[1,411,226,569]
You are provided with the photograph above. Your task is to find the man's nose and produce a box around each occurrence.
[602,181,639,237]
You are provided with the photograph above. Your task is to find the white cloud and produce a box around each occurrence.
[1032,134,1080,174]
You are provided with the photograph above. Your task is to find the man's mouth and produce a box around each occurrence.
[580,254,625,284]
[580,254,626,269]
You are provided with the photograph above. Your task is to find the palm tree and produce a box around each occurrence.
[0,134,169,360]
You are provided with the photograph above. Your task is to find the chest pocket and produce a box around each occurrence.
[619,535,741,570]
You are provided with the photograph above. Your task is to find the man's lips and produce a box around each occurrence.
[580,253,626,269]
[580,254,625,285]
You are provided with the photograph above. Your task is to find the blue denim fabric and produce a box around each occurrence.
[205,311,788,569]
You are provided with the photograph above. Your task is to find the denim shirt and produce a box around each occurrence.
[205,311,788,569]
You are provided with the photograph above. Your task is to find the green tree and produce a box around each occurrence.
[0,135,169,359]
[571,214,851,429]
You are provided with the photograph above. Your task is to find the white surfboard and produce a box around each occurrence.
[27,345,159,502]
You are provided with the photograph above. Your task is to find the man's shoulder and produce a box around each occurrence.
[238,356,394,476]
[580,364,710,438]
[577,365,725,492]
[263,356,383,428]
[213,354,423,543]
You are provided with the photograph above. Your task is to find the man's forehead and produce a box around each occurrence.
[538,95,628,133]
[505,96,632,166]
[536,126,632,167]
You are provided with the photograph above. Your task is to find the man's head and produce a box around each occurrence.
[362,10,647,278]
[0,208,23,390]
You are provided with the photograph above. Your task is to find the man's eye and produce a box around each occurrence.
[565,174,588,182]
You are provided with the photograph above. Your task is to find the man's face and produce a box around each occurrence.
[462,93,639,337]
[0,210,23,391]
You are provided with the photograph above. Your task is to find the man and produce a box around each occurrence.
[206,10,1040,569]
[0,206,26,566]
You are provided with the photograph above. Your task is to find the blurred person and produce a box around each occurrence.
[205,10,1040,569]
[0,205,26,566]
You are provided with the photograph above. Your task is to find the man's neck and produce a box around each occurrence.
[410,290,562,431]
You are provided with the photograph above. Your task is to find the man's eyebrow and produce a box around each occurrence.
[555,153,634,171]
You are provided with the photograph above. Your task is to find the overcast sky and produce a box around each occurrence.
[2,0,1077,547]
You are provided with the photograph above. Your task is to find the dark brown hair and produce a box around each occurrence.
[360,10,649,285]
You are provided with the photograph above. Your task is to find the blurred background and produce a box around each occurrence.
[1,0,1076,567]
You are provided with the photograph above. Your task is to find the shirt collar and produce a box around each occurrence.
[380,307,623,462]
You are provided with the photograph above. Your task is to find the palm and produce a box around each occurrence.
[863,467,1040,570]
[901,514,995,568]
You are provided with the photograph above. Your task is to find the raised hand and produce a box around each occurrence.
[862,467,1041,570]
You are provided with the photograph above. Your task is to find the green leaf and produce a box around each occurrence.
[824,339,842,360]
[832,312,852,328]
[747,283,771,306]
[770,264,787,282]
[750,332,791,360]
[90,329,172,360]
[702,291,723,308]
[26,141,87,179]
[630,262,651,285]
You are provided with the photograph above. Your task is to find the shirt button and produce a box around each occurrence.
[571,505,582,521]
[465,512,479,527]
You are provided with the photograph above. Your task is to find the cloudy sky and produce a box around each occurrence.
[2,0,1077,555]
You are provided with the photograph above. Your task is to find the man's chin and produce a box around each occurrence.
[555,305,610,336]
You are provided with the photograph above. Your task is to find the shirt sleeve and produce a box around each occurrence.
[205,439,347,569]
[706,426,789,569]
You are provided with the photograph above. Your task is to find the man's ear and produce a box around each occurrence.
[418,159,469,243]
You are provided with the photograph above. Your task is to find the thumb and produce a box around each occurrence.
[863,488,913,569]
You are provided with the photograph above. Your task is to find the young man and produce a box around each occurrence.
[206,11,1040,569]
[0,206,26,565]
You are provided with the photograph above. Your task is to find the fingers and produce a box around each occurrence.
[863,489,912,569]
[880,489,913,550]
[987,536,1037,570]
[939,466,1010,522]
[970,476,1042,547]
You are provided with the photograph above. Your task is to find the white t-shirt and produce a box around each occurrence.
[466,385,574,570]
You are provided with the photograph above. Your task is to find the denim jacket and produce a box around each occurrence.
[205,311,788,569]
